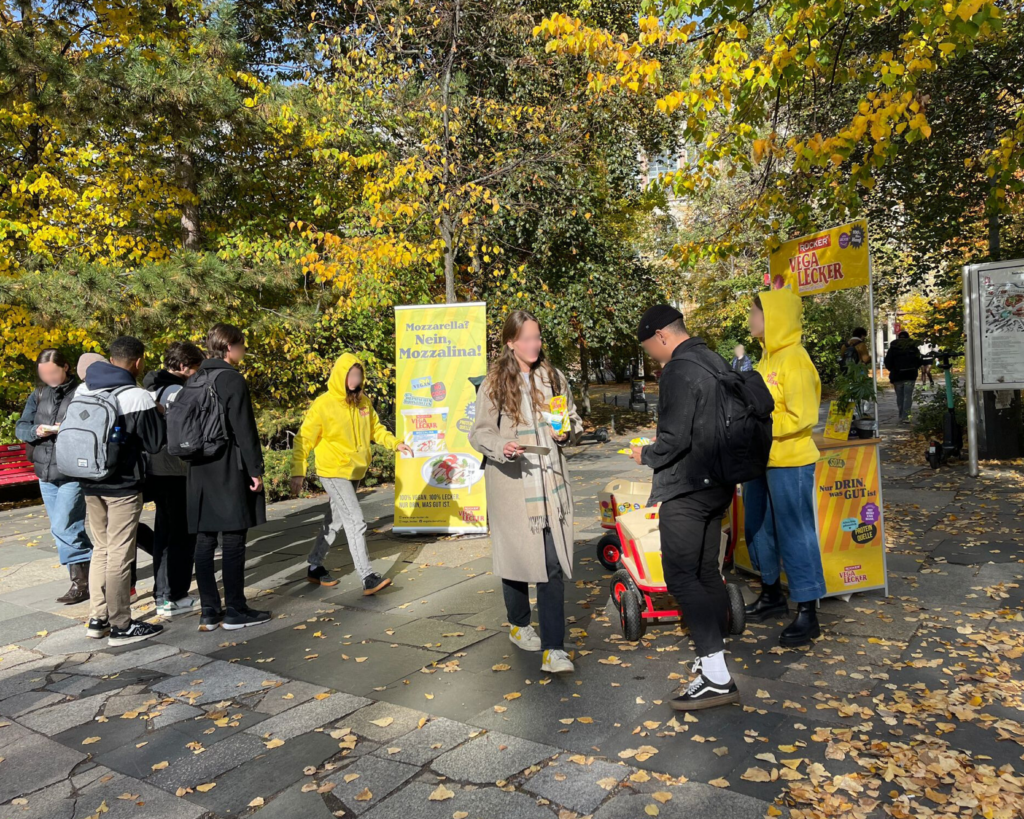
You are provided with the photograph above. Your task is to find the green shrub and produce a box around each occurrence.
[262,443,397,502]
[912,381,966,436]
[0,411,19,445]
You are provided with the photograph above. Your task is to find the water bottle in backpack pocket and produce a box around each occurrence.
[166,369,229,461]
[55,386,133,481]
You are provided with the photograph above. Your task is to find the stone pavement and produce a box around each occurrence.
[2,386,1023,819]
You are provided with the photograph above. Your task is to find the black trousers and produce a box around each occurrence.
[195,529,249,614]
[145,476,196,603]
[659,485,734,657]
[502,527,565,651]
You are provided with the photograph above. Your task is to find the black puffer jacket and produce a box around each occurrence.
[642,338,725,503]
[15,376,79,483]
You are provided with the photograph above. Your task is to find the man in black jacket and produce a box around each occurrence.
[78,337,167,646]
[631,305,739,711]
[884,331,923,423]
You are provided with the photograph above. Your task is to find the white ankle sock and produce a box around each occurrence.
[701,651,731,685]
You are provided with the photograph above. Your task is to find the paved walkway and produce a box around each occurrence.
[2,387,1023,819]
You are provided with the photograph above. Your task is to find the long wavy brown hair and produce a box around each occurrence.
[486,310,562,426]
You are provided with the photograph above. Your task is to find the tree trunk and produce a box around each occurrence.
[439,0,460,304]
[177,152,200,250]
[21,0,41,212]
[441,213,456,304]
[578,336,591,417]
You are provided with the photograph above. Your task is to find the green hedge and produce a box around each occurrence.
[262,444,397,503]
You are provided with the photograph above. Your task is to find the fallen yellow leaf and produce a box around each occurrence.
[248,797,265,807]
[264,738,285,749]
[429,784,456,801]
[709,778,730,788]
[195,783,216,793]
[82,737,101,745]
[355,788,373,801]
[151,761,169,771]
[652,792,672,803]
[370,717,395,728]
[645,805,659,816]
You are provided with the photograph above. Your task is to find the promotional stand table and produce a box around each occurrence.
[731,433,888,600]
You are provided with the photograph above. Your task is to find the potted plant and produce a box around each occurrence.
[834,363,877,439]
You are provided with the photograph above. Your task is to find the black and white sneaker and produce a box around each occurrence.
[222,606,271,630]
[86,618,110,639]
[670,660,740,711]
[198,609,223,632]
[108,619,164,647]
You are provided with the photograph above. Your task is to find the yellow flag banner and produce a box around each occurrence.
[393,302,488,533]
[769,220,871,296]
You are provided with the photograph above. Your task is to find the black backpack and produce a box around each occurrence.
[680,353,775,486]
[165,369,229,461]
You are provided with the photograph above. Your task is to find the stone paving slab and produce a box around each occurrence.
[0,721,87,804]
[359,781,557,819]
[241,780,338,819]
[147,731,268,791]
[245,690,370,741]
[17,688,120,735]
[431,730,560,783]
[150,659,286,705]
[323,753,420,814]
[593,784,769,819]
[369,716,478,767]
[522,756,635,814]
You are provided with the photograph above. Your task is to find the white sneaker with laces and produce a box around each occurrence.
[541,649,575,674]
[509,624,542,652]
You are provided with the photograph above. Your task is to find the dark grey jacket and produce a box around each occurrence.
[642,338,724,504]
[16,376,79,483]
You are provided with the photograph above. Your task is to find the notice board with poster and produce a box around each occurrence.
[769,219,871,296]
[393,302,488,534]
[965,259,1024,390]
[730,435,887,598]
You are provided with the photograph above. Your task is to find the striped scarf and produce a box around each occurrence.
[516,373,570,534]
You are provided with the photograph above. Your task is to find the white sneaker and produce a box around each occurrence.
[157,597,197,617]
[541,649,575,674]
[509,624,542,652]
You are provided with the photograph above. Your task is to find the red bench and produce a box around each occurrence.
[0,444,38,487]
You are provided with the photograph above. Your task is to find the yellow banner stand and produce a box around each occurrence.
[769,219,871,296]
[393,303,488,533]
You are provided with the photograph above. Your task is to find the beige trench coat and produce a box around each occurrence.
[468,370,583,583]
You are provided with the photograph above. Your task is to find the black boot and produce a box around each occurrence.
[56,562,90,605]
[744,579,788,623]
[780,600,821,647]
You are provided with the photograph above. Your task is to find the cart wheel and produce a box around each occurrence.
[610,568,635,606]
[618,589,646,642]
[597,533,622,571]
[927,451,941,470]
[726,583,746,635]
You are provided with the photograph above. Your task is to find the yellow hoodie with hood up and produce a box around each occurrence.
[290,353,398,480]
[756,288,821,468]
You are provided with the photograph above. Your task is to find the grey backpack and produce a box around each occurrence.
[55,386,132,481]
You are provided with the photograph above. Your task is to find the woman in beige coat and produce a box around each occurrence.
[469,310,583,674]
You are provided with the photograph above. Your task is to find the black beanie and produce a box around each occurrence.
[637,304,684,342]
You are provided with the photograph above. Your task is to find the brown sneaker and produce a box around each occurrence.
[362,573,392,595]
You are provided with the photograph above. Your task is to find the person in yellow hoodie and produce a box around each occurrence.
[290,354,412,593]
[743,289,826,647]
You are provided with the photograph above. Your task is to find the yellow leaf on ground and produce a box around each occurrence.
[151,761,169,771]
[314,693,331,700]
[709,778,730,788]
[248,797,265,807]
[645,805,659,816]
[503,692,521,701]
[577,717,594,724]
[355,788,373,801]
[493,705,507,713]
[195,783,216,793]
[429,784,455,801]
[652,792,672,803]
[630,770,651,783]
[264,738,285,749]
[344,774,361,783]
[82,737,101,745]
[454,813,469,819]
[370,717,394,728]
[492,664,510,672]
[741,768,772,782]
[597,777,619,790]
[116,793,139,800]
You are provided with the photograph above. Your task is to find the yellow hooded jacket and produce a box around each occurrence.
[290,353,398,480]
[756,288,821,468]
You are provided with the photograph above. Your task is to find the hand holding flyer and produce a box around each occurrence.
[618,437,652,455]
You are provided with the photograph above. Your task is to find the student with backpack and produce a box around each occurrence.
[630,305,773,711]
[142,341,205,616]
[743,290,826,647]
[839,327,871,369]
[181,324,269,632]
[15,349,94,605]
[288,353,413,592]
[884,331,923,424]
[56,337,166,646]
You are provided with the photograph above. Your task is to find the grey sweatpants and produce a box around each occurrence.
[307,478,371,579]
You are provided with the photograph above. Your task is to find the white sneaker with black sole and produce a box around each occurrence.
[108,619,163,647]
[670,659,740,711]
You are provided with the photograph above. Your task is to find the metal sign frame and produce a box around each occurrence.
[964,259,1024,391]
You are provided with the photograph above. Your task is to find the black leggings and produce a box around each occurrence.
[194,529,248,614]
[502,528,566,651]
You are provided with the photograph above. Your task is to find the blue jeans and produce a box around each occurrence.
[743,465,826,602]
[39,480,93,566]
